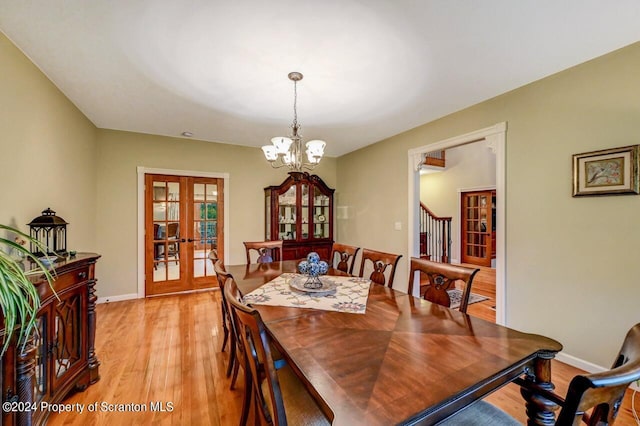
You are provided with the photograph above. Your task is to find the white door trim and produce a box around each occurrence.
[407,122,507,325]
[136,167,230,299]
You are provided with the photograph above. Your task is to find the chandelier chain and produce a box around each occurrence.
[292,79,298,131]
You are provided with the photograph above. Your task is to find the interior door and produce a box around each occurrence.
[145,174,224,296]
[461,190,495,267]
[189,177,224,290]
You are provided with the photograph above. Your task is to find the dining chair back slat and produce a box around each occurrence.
[244,241,283,264]
[329,243,360,275]
[358,248,402,288]
[408,257,479,313]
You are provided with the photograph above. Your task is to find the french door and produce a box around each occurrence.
[461,190,495,267]
[145,174,224,296]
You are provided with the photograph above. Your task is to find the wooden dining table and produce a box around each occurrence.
[226,260,563,425]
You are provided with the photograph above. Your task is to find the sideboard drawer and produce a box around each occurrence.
[54,266,90,289]
[36,265,90,302]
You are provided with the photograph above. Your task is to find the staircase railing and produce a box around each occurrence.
[419,202,452,263]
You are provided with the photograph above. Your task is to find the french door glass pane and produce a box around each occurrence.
[153,203,166,220]
[194,183,205,201]
[167,182,179,199]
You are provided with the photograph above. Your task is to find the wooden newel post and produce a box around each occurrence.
[16,334,37,426]
[521,352,560,426]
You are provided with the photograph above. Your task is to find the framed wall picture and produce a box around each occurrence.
[572,145,639,196]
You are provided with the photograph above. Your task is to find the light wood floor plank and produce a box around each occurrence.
[47,288,638,425]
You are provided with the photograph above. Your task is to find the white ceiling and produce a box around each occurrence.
[1,1,639,157]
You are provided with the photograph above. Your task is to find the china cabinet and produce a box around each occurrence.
[1,253,100,426]
[264,172,334,261]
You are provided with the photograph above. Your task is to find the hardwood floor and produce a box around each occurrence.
[47,292,244,426]
[48,287,639,425]
[459,262,497,323]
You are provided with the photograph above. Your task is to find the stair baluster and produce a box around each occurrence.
[419,202,451,263]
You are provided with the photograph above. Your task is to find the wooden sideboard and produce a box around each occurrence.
[1,253,101,426]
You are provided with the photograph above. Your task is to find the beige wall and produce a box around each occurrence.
[420,140,496,262]
[338,42,640,368]
[0,32,97,252]
[0,30,338,301]
[95,130,337,297]
[4,25,639,370]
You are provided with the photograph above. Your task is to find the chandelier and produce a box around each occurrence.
[262,72,326,172]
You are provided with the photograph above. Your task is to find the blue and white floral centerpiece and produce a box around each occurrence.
[297,252,329,289]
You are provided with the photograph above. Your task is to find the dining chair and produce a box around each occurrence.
[225,277,330,426]
[329,242,360,275]
[408,257,480,313]
[208,248,219,262]
[213,260,236,382]
[358,248,402,288]
[440,322,640,425]
[220,277,254,426]
[244,240,283,264]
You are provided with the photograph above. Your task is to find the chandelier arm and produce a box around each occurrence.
[301,163,318,171]
[269,161,287,169]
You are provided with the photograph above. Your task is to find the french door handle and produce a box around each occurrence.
[186,238,195,242]
[180,238,187,243]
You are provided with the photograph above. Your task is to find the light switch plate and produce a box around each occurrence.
[394,221,402,230]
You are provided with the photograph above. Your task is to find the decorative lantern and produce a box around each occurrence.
[27,208,68,256]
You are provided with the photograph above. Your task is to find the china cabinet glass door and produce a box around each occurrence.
[313,186,330,239]
[301,183,309,240]
[278,185,297,240]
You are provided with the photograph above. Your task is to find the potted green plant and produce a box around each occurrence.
[0,224,54,355]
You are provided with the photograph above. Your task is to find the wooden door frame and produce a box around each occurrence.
[457,185,496,265]
[407,122,507,325]
[136,167,230,298]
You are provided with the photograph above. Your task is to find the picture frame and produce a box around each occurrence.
[572,145,639,196]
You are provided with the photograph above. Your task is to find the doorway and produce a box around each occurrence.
[144,173,225,296]
[407,122,507,325]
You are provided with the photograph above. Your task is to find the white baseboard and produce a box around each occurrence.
[556,352,640,391]
[555,352,606,374]
[97,293,139,304]
[96,288,216,304]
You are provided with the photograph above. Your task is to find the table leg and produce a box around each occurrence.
[521,352,560,425]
